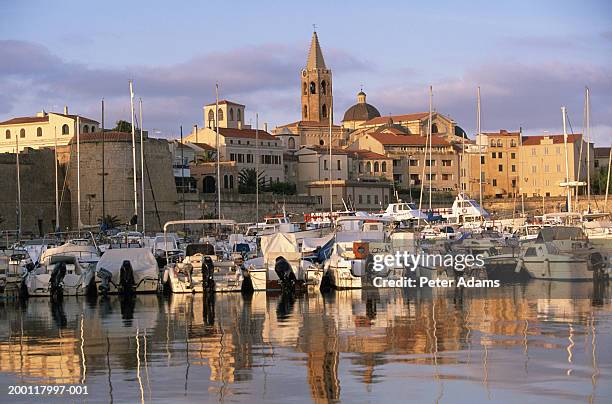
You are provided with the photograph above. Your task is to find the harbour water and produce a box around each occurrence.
[0,283,611,403]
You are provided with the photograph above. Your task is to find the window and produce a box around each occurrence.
[497,140,502,147]
[544,147,549,155]
[431,123,438,133]
[36,127,42,137]
[303,105,308,119]
[5,130,10,139]
[531,165,537,173]
[442,160,451,166]
[490,139,496,147]
[237,109,241,121]
[426,159,435,167]
[218,108,224,121]
[511,164,516,172]
[512,179,516,188]
[324,159,328,170]
[230,153,235,161]
[83,125,89,133]
[381,162,387,172]
[492,179,497,186]
[229,108,234,121]
[442,173,452,180]
[511,152,516,159]
[491,152,496,159]
[208,109,215,123]
[367,195,371,204]
[303,82,307,95]
[322,104,327,118]
[556,147,561,155]
[337,159,341,170]
[321,80,327,95]
[426,173,436,180]
[498,152,503,158]
[319,139,324,146]
[19,128,25,138]
[358,195,363,204]
[498,164,503,172]
[480,156,485,164]
[247,154,252,163]
[230,175,234,189]
[409,159,418,166]
[511,140,517,147]
[544,165,549,173]
[310,81,316,94]
[374,162,379,172]
[288,137,295,149]
[531,149,536,156]
[374,195,379,205]
[366,162,371,172]
[62,124,69,135]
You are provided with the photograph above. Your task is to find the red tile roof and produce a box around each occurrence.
[349,149,388,159]
[0,116,50,125]
[482,129,520,136]
[205,100,245,107]
[363,112,429,126]
[303,145,349,155]
[369,133,450,146]
[190,142,216,151]
[55,113,99,124]
[521,134,582,146]
[277,120,342,128]
[219,127,276,141]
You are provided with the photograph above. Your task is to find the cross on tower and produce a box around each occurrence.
[312,23,317,32]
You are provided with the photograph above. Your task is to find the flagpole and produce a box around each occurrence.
[562,106,571,213]
[329,99,333,215]
[77,116,82,230]
[54,126,59,231]
[15,127,21,239]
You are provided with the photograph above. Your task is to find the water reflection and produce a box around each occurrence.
[0,283,610,403]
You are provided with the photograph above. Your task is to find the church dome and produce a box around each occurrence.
[342,91,381,122]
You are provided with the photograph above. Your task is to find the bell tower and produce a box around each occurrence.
[300,31,332,122]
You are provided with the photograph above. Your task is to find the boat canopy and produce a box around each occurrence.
[96,248,158,283]
[536,226,587,242]
[185,243,215,256]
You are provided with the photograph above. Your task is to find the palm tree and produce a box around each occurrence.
[238,168,266,194]
[98,214,122,230]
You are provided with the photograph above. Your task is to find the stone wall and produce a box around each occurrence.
[60,136,179,233]
[179,193,319,223]
[0,148,71,236]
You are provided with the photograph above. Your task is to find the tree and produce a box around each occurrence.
[98,214,122,230]
[113,120,132,133]
[268,181,297,195]
[591,167,611,195]
[238,168,265,194]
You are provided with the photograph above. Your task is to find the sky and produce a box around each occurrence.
[1,0,611,144]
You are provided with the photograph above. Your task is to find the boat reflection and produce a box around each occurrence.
[0,282,608,402]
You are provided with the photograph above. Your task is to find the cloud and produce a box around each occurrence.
[0,40,371,135]
[371,62,612,145]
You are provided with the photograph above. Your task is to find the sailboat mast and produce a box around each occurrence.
[255,113,259,237]
[139,98,146,234]
[329,94,333,214]
[477,86,483,211]
[15,127,21,239]
[77,116,82,229]
[586,87,591,209]
[101,98,105,220]
[519,127,525,216]
[562,106,572,213]
[605,146,611,211]
[428,85,433,211]
[129,80,138,231]
[215,84,221,220]
[54,126,59,231]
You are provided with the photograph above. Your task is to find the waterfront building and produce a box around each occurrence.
[349,126,459,191]
[0,107,99,153]
[594,147,610,170]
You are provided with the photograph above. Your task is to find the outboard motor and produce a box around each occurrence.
[49,262,67,299]
[119,260,136,295]
[97,268,113,295]
[202,256,215,292]
[274,256,296,294]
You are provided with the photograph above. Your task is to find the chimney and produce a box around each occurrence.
[193,124,198,143]
[264,122,268,133]
[63,105,68,115]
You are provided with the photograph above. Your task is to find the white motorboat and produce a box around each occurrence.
[380,201,429,223]
[95,248,160,294]
[40,241,100,266]
[21,255,96,297]
[162,220,266,293]
[518,242,592,281]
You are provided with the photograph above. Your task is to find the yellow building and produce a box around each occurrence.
[0,108,99,153]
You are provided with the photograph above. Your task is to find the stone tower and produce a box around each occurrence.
[300,31,332,122]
